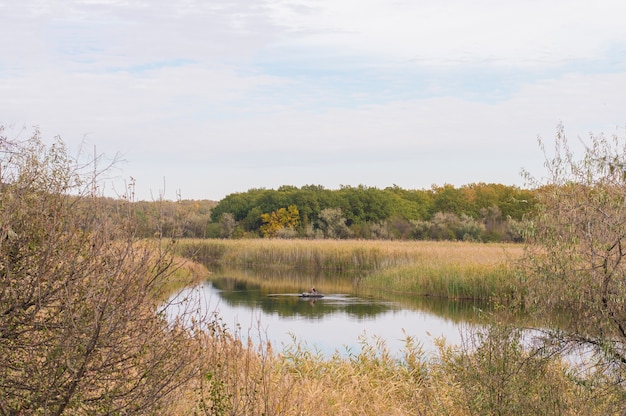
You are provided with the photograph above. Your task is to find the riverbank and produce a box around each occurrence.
[167,309,620,415]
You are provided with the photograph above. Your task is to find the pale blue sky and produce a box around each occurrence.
[2,0,626,200]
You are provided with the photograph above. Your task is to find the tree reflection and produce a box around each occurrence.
[213,276,393,319]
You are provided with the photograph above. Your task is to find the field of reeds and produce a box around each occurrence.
[176,238,404,271]
[361,240,524,300]
[174,238,524,301]
[164,241,626,414]
[168,312,622,415]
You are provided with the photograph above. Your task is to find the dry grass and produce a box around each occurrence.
[362,241,523,299]
[167,323,623,415]
[176,238,423,270]
[175,239,524,300]
[175,238,523,270]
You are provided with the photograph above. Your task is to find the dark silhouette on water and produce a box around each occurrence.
[300,286,324,298]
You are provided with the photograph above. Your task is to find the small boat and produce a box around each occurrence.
[299,292,324,298]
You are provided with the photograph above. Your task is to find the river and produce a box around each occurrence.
[171,268,489,357]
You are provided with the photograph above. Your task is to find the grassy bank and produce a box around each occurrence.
[175,239,523,300]
[362,242,523,299]
[168,318,621,415]
[155,254,211,300]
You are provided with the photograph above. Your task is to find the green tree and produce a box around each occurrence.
[430,184,469,217]
[210,189,265,223]
[383,185,432,221]
[209,183,536,240]
[241,206,264,234]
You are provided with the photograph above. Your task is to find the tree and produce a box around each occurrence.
[521,124,626,385]
[317,208,353,239]
[430,184,468,217]
[209,183,536,240]
[219,212,237,238]
[0,127,200,414]
[259,205,300,238]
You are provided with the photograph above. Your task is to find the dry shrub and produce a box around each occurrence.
[0,128,204,414]
[427,322,625,416]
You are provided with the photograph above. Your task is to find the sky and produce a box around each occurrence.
[2,0,626,201]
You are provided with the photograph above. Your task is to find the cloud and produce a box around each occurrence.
[263,0,626,67]
[1,0,626,200]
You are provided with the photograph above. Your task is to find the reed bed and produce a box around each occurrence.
[175,239,524,301]
[168,320,621,415]
[365,263,519,300]
[176,239,420,271]
[209,266,360,295]
[361,241,523,299]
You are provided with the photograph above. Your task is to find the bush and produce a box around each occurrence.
[0,127,201,414]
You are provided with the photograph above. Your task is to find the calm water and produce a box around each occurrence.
[171,270,487,357]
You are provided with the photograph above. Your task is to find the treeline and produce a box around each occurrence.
[88,197,217,239]
[132,199,217,238]
[206,183,537,242]
[124,184,536,242]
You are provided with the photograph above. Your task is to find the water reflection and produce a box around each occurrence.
[212,276,394,319]
[175,273,482,357]
[209,267,491,323]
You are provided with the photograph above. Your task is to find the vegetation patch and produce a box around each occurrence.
[175,238,523,301]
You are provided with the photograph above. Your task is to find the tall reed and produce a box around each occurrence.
[175,239,523,300]
[364,263,519,300]
[176,239,417,271]
[169,319,622,415]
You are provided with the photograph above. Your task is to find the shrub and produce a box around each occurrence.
[0,127,201,414]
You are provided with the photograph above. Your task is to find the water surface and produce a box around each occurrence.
[173,273,485,357]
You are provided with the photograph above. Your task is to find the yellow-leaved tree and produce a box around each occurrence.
[260,205,300,237]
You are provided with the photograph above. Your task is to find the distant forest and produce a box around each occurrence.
[133,183,537,242]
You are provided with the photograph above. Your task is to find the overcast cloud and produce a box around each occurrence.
[2,0,626,200]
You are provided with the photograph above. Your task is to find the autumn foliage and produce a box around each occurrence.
[259,205,300,237]
[0,127,202,414]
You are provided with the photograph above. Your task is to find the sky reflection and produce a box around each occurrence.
[171,281,468,358]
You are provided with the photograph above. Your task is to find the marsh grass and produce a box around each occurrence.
[153,254,211,301]
[210,266,362,295]
[176,239,415,271]
[175,239,523,300]
[168,318,623,415]
[365,263,519,300]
